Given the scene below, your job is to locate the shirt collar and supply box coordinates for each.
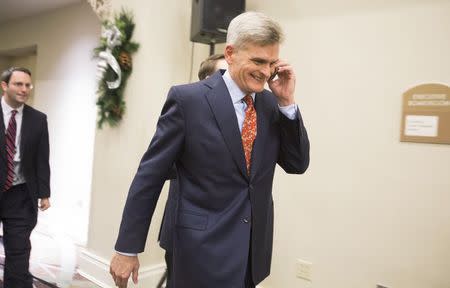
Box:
[222,70,256,104]
[1,96,24,116]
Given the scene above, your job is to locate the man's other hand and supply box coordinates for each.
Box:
[39,198,51,211]
[110,253,140,288]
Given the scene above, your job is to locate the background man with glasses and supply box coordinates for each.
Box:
[0,67,51,288]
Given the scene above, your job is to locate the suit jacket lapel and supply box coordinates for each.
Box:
[20,105,31,160]
[205,74,248,179]
[0,102,5,162]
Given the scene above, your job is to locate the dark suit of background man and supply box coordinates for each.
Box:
[0,67,51,288]
[110,11,310,288]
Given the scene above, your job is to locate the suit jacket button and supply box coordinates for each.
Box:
[243,218,249,223]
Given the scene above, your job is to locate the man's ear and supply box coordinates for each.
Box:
[224,45,234,64]
[0,81,7,92]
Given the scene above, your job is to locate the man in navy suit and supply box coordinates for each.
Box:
[0,67,51,288]
[155,52,228,283]
[110,11,310,288]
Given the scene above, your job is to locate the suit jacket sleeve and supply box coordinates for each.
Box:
[115,87,185,253]
[36,115,51,198]
[277,108,310,174]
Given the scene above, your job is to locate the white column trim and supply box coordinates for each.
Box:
[85,0,112,20]
[78,248,166,288]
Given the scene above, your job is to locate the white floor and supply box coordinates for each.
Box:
[0,221,100,288]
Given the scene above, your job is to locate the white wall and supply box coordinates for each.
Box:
[0,56,8,70]
[249,1,450,287]
[83,0,450,287]
[82,1,193,286]
[0,56,9,94]
[0,2,101,246]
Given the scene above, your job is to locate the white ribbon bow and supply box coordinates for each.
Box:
[97,25,122,89]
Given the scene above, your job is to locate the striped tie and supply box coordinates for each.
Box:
[4,110,17,191]
[241,95,257,175]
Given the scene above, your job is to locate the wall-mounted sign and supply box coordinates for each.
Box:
[400,83,450,144]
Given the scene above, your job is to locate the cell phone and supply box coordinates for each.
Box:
[268,67,278,82]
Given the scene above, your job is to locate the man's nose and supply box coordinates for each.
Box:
[261,64,271,77]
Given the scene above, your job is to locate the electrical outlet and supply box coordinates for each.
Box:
[296,259,312,281]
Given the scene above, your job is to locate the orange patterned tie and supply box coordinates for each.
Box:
[241,95,257,175]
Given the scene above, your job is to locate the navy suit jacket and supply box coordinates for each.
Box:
[0,103,50,209]
[115,71,310,287]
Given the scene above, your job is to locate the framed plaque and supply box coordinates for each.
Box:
[400,83,450,144]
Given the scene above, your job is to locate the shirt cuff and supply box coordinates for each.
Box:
[278,103,298,120]
[116,251,138,257]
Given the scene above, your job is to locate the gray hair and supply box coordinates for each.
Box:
[226,11,284,49]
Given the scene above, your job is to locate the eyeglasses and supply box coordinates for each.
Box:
[10,82,34,90]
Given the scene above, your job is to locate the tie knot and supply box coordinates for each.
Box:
[11,110,17,116]
[243,95,253,107]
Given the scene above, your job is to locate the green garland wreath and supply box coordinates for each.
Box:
[94,10,139,128]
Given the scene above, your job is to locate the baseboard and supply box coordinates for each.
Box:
[78,248,166,288]
[79,248,265,288]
